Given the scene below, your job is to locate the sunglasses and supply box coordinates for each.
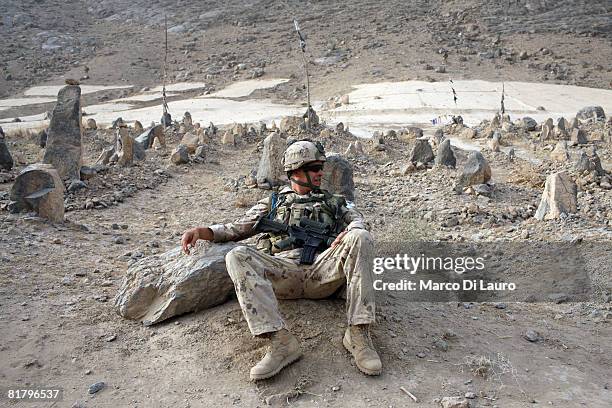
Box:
[302,164,324,173]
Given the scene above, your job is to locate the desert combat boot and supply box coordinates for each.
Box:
[250,329,302,380]
[343,324,382,375]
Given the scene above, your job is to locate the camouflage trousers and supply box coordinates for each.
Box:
[225,229,376,336]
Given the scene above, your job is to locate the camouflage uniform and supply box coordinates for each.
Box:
[209,186,376,336]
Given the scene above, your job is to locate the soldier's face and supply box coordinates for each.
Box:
[295,161,324,187]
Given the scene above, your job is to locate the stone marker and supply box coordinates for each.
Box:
[0,127,14,171]
[42,85,83,180]
[345,141,365,157]
[115,242,238,325]
[221,131,235,146]
[550,141,570,162]
[116,128,133,167]
[409,139,435,164]
[133,120,144,133]
[180,132,199,154]
[135,125,164,149]
[256,132,286,188]
[9,163,65,222]
[570,128,587,144]
[321,153,355,202]
[435,139,456,168]
[456,151,491,189]
[85,118,97,130]
[535,172,577,220]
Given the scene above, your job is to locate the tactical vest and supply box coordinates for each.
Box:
[256,189,347,254]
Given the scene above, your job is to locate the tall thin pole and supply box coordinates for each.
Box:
[162,15,169,127]
[294,19,312,130]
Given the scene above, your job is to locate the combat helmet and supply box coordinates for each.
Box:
[282,140,326,172]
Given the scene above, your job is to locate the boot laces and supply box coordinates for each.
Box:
[352,325,374,349]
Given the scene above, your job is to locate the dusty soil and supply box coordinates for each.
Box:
[1,1,611,408]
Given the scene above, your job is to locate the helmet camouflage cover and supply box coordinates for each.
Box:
[283,140,326,172]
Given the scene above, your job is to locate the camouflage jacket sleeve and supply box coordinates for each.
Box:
[339,203,370,232]
[208,197,270,242]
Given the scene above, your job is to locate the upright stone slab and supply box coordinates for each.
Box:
[116,128,133,167]
[256,131,286,188]
[42,85,83,180]
[0,127,14,171]
[114,242,238,325]
[409,139,435,164]
[321,153,355,202]
[135,125,164,150]
[456,151,491,189]
[570,128,587,144]
[435,139,456,168]
[535,172,577,220]
[550,141,569,162]
[9,163,65,222]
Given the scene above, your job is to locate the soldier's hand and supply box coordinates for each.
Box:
[181,228,200,255]
[331,230,348,248]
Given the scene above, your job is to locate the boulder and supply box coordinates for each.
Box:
[256,132,286,188]
[135,125,164,149]
[42,85,83,180]
[457,151,491,189]
[535,172,577,220]
[540,119,553,141]
[170,145,189,165]
[0,127,13,171]
[576,106,605,121]
[570,128,587,144]
[409,139,434,164]
[550,141,570,162]
[521,117,537,131]
[116,128,134,167]
[114,242,238,325]
[132,136,146,161]
[435,139,456,168]
[9,163,65,222]
[321,153,355,202]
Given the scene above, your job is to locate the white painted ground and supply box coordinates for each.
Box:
[148,82,209,93]
[201,78,290,98]
[0,97,57,108]
[319,80,612,137]
[23,84,133,97]
[2,79,610,139]
[117,93,178,102]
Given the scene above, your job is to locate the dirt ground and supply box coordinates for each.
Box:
[1,1,611,408]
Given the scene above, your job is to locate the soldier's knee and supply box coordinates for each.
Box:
[225,246,254,276]
[345,229,373,246]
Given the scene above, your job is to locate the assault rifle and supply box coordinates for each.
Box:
[254,216,338,265]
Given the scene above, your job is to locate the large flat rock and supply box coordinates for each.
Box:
[115,242,238,325]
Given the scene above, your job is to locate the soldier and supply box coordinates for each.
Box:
[181,140,381,380]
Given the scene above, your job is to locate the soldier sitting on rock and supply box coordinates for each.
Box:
[181,140,381,380]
